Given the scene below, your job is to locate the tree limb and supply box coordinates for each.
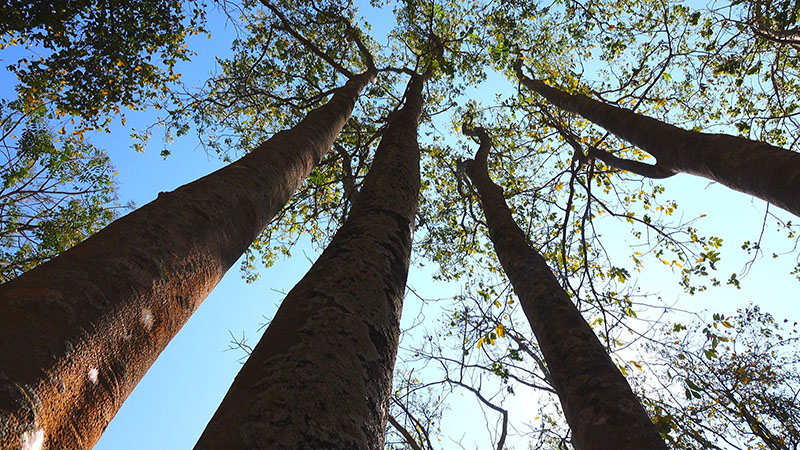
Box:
[586,145,676,179]
[260,0,355,78]
[387,413,426,450]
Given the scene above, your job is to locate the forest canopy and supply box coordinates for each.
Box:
[1,0,799,449]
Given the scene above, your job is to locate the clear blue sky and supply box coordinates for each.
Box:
[2,2,798,448]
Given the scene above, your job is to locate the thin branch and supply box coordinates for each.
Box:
[445,377,509,450]
[387,413,426,450]
[260,0,355,78]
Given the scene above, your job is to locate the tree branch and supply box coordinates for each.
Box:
[319,7,377,71]
[587,145,676,179]
[260,0,355,78]
[387,413,426,450]
[391,396,436,450]
[445,377,509,450]
[523,63,676,180]
[461,123,491,169]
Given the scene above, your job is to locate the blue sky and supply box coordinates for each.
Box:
[2,2,799,448]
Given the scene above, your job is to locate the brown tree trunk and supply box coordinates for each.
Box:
[515,62,800,217]
[0,71,375,450]
[463,125,668,450]
[193,74,425,450]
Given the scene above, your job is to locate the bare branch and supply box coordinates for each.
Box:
[260,0,355,78]
[387,413,426,450]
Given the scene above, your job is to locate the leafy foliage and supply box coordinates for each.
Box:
[0,101,122,281]
[180,3,800,444]
[645,307,800,449]
[0,0,208,124]
[3,0,798,447]
[167,0,490,279]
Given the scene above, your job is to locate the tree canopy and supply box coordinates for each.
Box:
[1,0,799,448]
[0,0,208,123]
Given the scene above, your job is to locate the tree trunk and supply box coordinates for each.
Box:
[0,71,375,450]
[193,74,424,450]
[515,62,800,217]
[463,125,668,450]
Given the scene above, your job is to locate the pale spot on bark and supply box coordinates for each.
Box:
[20,428,44,450]
[88,368,99,384]
[140,309,154,330]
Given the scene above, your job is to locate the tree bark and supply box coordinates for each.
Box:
[515,62,800,217]
[0,71,375,450]
[463,125,668,450]
[193,74,424,450]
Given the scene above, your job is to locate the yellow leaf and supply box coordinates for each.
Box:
[496,323,506,338]
[630,360,642,371]
[58,127,66,135]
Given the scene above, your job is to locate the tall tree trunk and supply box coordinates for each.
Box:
[193,74,425,450]
[0,71,375,450]
[515,61,800,217]
[463,125,668,450]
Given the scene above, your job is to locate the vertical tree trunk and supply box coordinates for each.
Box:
[515,62,800,217]
[0,71,375,450]
[193,74,425,450]
[463,125,668,450]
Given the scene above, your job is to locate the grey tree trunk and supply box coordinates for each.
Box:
[0,71,375,450]
[193,74,425,449]
[463,125,668,450]
[515,62,800,217]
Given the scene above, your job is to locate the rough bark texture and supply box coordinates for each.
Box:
[193,74,424,450]
[464,125,668,450]
[0,72,375,450]
[516,64,800,217]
